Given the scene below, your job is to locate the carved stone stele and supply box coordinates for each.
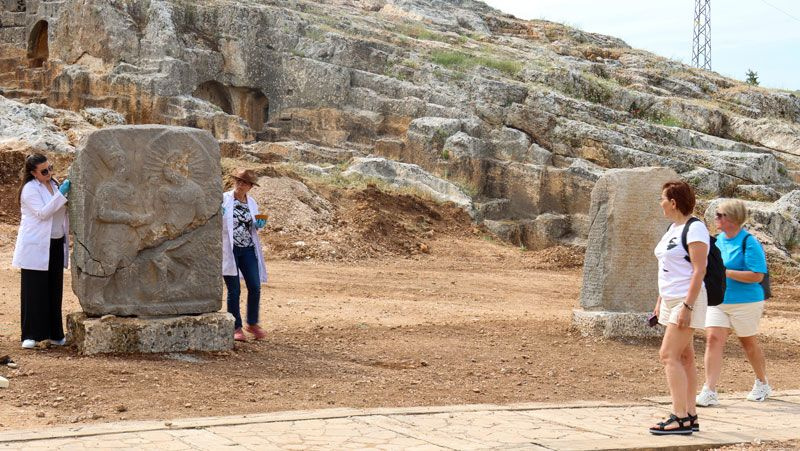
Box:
[69,125,223,316]
[574,167,677,337]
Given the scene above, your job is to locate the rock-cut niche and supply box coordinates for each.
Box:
[193,80,232,114]
[193,81,269,132]
[27,20,48,68]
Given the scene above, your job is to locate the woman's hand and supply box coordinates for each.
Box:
[725,268,764,283]
[677,304,692,328]
[653,297,661,317]
[59,179,71,196]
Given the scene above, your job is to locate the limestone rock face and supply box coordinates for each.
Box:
[69,125,222,316]
[1,0,798,257]
[579,167,677,313]
[343,156,474,212]
[0,95,123,153]
[703,191,800,261]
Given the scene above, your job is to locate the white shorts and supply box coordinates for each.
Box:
[705,301,765,337]
[659,288,707,329]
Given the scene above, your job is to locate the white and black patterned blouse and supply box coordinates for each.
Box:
[232,199,254,248]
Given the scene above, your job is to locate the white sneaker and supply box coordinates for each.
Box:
[696,385,720,407]
[51,338,67,346]
[746,379,772,402]
[21,339,36,349]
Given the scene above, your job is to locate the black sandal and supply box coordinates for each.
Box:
[649,414,693,435]
[688,413,699,432]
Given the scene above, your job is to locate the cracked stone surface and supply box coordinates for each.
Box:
[66,312,234,354]
[1,391,799,450]
[573,167,679,338]
[69,125,223,316]
[579,167,678,314]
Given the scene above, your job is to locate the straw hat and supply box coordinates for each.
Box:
[230,168,259,186]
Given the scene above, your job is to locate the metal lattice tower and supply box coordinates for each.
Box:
[692,0,711,70]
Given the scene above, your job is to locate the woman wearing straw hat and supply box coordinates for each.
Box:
[221,168,268,342]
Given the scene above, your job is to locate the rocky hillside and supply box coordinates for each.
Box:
[1,0,798,259]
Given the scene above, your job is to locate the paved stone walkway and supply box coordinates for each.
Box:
[0,390,798,450]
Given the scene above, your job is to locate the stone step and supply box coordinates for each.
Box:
[158,112,186,122]
[0,88,47,104]
[0,71,17,87]
[0,11,27,24]
[474,198,511,221]
[0,57,22,73]
[255,127,281,142]
[16,77,45,91]
[0,27,26,47]
[14,68,49,90]
[63,92,116,104]
[78,99,119,111]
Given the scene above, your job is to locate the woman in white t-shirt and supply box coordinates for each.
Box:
[649,181,709,436]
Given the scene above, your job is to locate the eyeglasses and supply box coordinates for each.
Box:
[39,165,53,176]
[715,212,726,219]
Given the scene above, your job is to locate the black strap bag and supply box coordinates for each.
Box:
[681,217,726,306]
[740,231,771,300]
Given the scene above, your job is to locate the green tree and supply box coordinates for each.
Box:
[745,69,759,86]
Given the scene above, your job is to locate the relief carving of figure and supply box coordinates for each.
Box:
[92,148,153,274]
[71,126,223,317]
[156,150,207,234]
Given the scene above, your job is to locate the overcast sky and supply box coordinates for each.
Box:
[483,0,800,90]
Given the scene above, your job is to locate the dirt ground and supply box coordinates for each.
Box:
[0,234,799,432]
[0,180,799,442]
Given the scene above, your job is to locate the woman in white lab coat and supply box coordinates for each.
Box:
[221,168,268,342]
[12,153,71,349]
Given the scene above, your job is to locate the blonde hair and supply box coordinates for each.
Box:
[718,199,748,226]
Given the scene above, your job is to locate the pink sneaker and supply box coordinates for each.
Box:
[244,324,267,340]
[233,328,247,342]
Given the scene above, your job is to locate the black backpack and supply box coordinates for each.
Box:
[740,231,772,300]
[681,217,726,306]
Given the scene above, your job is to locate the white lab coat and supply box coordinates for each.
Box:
[12,179,69,271]
[221,190,267,283]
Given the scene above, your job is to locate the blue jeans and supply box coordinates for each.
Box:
[223,245,260,330]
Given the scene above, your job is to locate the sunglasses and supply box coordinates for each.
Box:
[715,212,726,219]
[39,165,54,176]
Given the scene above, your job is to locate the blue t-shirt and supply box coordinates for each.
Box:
[715,230,767,303]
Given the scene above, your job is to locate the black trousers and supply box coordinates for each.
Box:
[20,237,65,342]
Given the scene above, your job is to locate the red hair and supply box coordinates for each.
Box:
[662,180,696,215]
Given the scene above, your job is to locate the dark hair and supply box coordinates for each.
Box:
[17,153,49,206]
[662,180,696,216]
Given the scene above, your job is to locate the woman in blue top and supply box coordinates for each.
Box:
[696,200,771,407]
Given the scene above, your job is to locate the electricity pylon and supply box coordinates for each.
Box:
[692,0,711,70]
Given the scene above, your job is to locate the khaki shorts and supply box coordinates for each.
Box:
[706,301,765,337]
[659,289,707,329]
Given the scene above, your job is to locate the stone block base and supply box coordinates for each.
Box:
[572,310,663,338]
[67,312,235,355]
